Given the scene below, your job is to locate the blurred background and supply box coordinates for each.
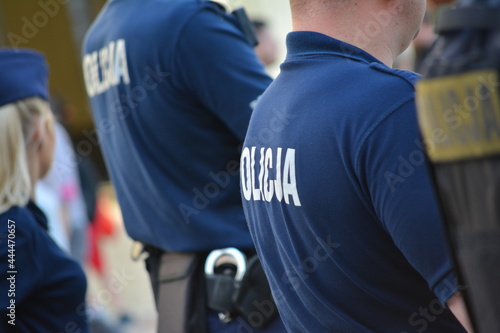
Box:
[0,0,291,179]
[0,0,441,332]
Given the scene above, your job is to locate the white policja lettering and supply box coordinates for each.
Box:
[241,147,301,206]
[83,39,130,97]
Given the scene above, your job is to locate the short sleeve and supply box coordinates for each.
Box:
[356,97,460,305]
[174,6,272,141]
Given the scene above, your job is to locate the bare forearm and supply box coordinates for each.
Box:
[447,292,474,333]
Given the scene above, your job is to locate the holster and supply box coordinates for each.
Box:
[233,255,279,328]
[145,248,278,332]
[205,252,279,329]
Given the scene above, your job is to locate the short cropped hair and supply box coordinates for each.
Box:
[0,97,52,213]
[289,0,347,17]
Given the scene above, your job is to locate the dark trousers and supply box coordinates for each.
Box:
[146,250,207,333]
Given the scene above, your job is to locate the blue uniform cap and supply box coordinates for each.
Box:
[0,49,49,107]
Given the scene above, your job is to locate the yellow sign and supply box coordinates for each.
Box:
[416,70,500,163]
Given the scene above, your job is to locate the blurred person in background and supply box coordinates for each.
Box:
[0,49,88,333]
[253,19,280,67]
[412,10,438,73]
[83,0,285,332]
[36,117,89,262]
[87,183,133,333]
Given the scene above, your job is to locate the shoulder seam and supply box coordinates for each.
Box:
[353,95,415,177]
[171,1,230,56]
[170,2,235,91]
[170,5,206,69]
[370,63,420,89]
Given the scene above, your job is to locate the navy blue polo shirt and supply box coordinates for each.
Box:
[241,32,467,332]
[0,202,88,332]
[83,0,272,252]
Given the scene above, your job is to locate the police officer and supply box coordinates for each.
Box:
[0,49,88,332]
[82,0,285,332]
[241,0,474,332]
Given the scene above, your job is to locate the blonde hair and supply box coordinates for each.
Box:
[0,97,53,214]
